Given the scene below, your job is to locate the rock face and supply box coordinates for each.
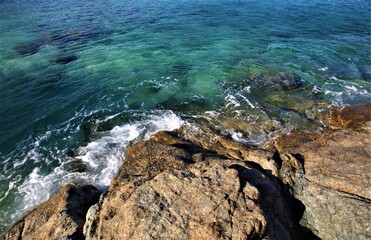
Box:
[324,103,371,130]
[2,104,370,240]
[83,125,307,240]
[276,104,371,240]
[1,184,100,240]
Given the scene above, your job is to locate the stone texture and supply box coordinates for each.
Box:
[176,123,279,176]
[275,104,371,240]
[1,184,100,240]
[324,103,371,130]
[84,125,306,240]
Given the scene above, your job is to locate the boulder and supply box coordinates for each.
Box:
[83,124,307,240]
[275,104,371,240]
[1,184,100,240]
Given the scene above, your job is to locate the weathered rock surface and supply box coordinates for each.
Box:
[176,123,279,176]
[1,184,100,240]
[275,104,371,240]
[324,103,371,130]
[83,126,307,240]
[2,104,370,240]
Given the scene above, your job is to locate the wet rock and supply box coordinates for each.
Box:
[64,160,88,173]
[1,184,100,240]
[275,104,371,240]
[246,71,324,120]
[220,69,326,130]
[67,149,78,157]
[176,123,279,175]
[324,103,371,130]
[84,125,307,240]
[81,121,95,142]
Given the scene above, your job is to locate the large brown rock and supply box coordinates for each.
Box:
[84,125,307,240]
[5,104,369,240]
[276,104,371,240]
[1,184,100,240]
[176,123,279,176]
[324,103,371,130]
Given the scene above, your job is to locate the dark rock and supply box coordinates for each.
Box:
[81,121,95,142]
[13,27,103,57]
[1,184,100,240]
[67,149,78,157]
[42,28,103,49]
[64,160,88,173]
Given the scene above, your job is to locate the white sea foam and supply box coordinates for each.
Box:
[312,85,321,93]
[230,131,249,144]
[312,79,371,106]
[318,66,329,71]
[236,93,255,108]
[225,94,241,108]
[243,86,251,93]
[9,110,184,225]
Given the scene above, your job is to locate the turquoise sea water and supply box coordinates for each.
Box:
[0,0,370,233]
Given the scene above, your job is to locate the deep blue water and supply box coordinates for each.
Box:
[0,0,370,234]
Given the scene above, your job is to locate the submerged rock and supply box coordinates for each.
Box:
[13,42,43,56]
[1,184,100,240]
[13,27,103,56]
[248,71,305,91]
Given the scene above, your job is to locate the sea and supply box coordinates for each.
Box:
[0,0,370,234]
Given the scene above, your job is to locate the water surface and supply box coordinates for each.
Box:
[0,0,370,234]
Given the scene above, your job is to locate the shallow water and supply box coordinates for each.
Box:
[0,0,370,234]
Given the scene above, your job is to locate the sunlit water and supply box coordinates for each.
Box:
[0,0,370,234]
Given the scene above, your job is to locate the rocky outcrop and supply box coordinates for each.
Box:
[275,104,371,240]
[1,184,100,240]
[324,103,371,130]
[2,104,370,240]
[83,125,307,240]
